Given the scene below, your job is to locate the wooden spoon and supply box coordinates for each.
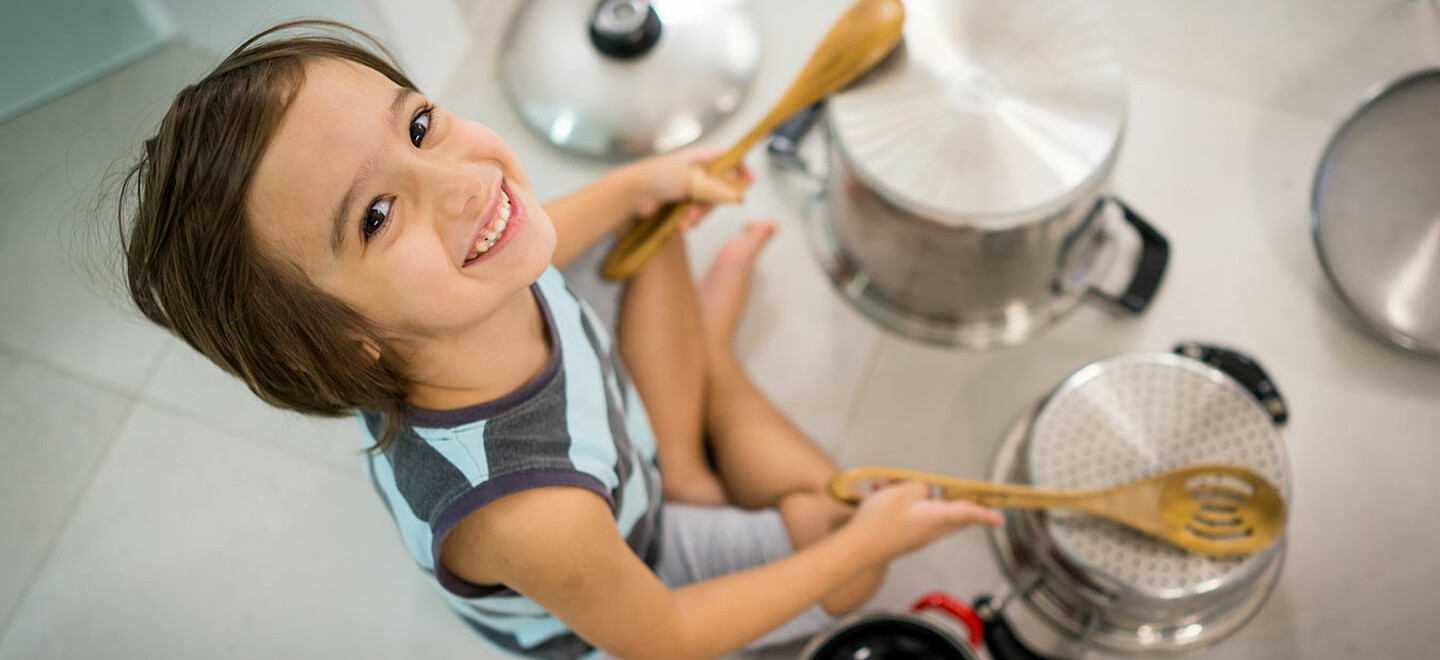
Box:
[600,0,906,280]
[829,464,1287,558]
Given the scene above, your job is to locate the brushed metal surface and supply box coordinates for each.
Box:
[1312,68,1440,357]
[986,363,1288,655]
[500,0,761,159]
[827,0,1126,226]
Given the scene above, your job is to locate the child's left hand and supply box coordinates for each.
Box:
[626,146,754,230]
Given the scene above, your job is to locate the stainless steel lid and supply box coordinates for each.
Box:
[1312,68,1440,357]
[1026,354,1290,605]
[825,0,1126,224]
[500,0,761,159]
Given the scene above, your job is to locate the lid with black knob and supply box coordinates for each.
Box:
[501,0,761,159]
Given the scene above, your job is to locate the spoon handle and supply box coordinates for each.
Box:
[600,0,905,280]
[829,466,1096,511]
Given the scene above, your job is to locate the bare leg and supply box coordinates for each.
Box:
[698,222,840,510]
[702,222,884,612]
[778,491,884,614]
[619,233,727,506]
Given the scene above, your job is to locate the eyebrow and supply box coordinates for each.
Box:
[330,86,418,254]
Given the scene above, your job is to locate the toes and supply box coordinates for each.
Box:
[718,221,776,264]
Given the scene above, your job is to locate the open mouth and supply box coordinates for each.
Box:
[463,180,519,266]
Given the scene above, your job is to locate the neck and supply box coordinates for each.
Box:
[400,285,550,412]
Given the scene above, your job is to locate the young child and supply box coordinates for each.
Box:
[118,20,1002,660]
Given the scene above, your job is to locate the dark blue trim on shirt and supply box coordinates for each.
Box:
[402,282,563,428]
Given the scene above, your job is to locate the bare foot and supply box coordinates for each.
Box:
[699,221,776,355]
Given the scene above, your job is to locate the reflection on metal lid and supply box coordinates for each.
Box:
[1312,68,1440,357]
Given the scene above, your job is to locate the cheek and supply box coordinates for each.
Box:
[459,120,530,187]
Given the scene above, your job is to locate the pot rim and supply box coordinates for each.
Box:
[797,609,981,660]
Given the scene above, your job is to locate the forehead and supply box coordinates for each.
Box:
[248,59,398,265]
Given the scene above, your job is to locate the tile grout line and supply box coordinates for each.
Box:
[0,336,163,402]
[0,393,142,646]
[0,340,364,481]
[137,395,369,482]
[830,331,887,462]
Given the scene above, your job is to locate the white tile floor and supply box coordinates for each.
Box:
[2,1,1439,659]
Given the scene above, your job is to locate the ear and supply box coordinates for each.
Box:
[356,338,382,363]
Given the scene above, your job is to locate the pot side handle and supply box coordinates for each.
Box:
[911,592,984,650]
[766,101,826,177]
[1086,198,1170,315]
[1174,342,1289,426]
[973,595,1067,660]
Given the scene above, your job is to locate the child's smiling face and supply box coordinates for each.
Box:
[248,58,557,344]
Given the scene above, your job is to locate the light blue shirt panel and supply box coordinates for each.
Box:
[621,381,658,460]
[413,423,490,487]
[444,592,573,648]
[462,592,551,618]
[613,449,650,536]
[542,273,621,493]
[367,453,435,570]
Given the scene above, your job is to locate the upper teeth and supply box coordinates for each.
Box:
[468,188,512,261]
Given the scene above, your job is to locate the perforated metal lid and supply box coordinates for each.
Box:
[1026,354,1289,598]
[826,0,1126,225]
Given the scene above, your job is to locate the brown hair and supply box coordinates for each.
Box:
[118,20,417,450]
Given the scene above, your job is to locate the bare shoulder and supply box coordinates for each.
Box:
[439,486,616,587]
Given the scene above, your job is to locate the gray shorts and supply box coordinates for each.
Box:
[653,503,834,651]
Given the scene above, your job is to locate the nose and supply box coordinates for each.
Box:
[413,155,481,227]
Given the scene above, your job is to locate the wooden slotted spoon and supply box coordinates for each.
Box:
[829,464,1287,557]
[600,0,906,280]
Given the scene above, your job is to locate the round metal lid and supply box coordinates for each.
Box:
[1025,354,1290,602]
[1312,68,1440,357]
[826,0,1126,224]
[500,0,761,159]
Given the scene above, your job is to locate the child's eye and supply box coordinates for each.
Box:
[409,106,433,147]
[362,198,391,242]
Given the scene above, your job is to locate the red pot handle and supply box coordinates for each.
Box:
[911,592,984,650]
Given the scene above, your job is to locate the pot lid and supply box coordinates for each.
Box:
[826,0,1126,222]
[1025,353,1290,604]
[1312,68,1440,357]
[500,0,761,159]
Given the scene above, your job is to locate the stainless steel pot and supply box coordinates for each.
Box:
[769,0,1169,348]
[799,592,985,660]
[977,343,1292,658]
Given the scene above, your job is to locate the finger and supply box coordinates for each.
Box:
[680,204,712,230]
[950,501,1005,528]
[736,163,755,185]
[683,146,727,166]
[690,168,746,205]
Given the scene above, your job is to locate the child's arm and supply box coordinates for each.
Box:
[544,148,747,269]
[441,482,996,660]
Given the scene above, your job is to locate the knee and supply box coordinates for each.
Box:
[777,492,852,551]
[820,564,885,616]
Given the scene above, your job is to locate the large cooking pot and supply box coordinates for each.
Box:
[769,0,1169,348]
[978,342,1291,658]
[800,592,985,660]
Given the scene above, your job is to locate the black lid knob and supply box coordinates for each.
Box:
[590,0,662,59]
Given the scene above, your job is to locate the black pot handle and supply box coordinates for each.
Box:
[1086,198,1170,315]
[1173,342,1289,426]
[973,595,1067,660]
[766,101,825,172]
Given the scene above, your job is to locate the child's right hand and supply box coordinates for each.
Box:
[842,481,1005,563]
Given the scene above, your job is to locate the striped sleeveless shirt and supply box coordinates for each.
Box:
[359,266,662,660]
